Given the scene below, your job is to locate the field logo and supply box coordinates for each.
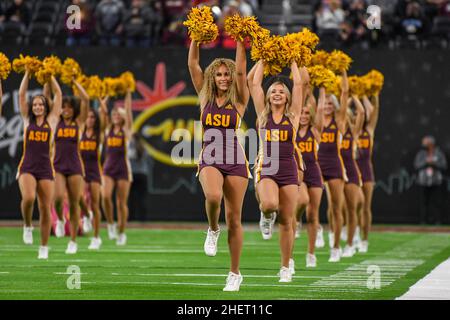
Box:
[66,5,81,30]
[367,265,381,289]
[367,5,381,30]
[66,265,81,290]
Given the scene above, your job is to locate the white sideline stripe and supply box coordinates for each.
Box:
[109,273,324,279]
[98,281,311,288]
[0,272,9,274]
[397,258,450,300]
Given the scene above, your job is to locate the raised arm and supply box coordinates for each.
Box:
[235,40,249,114]
[314,87,326,135]
[98,96,109,132]
[124,91,133,137]
[0,79,2,117]
[43,83,54,111]
[351,95,365,139]
[248,60,266,116]
[73,79,89,126]
[47,76,62,124]
[365,94,379,135]
[187,40,204,95]
[19,70,30,119]
[336,69,349,133]
[291,62,309,118]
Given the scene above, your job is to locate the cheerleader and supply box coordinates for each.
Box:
[317,70,349,262]
[101,91,133,245]
[52,80,88,255]
[340,96,365,257]
[17,71,62,259]
[294,88,326,267]
[0,79,3,116]
[188,39,250,291]
[79,97,107,250]
[249,60,309,282]
[356,94,379,253]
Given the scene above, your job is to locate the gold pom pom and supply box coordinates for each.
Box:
[35,56,62,85]
[61,58,82,85]
[0,53,12,80]
[326,50,352,73]
[310,50,329,67]
[348,75,366,97]
[120,71,136,93]
[225,14,261,42]
[12,54,42,75]
[308,65,337,93]
[363,69,384,96]
[86,75,106,99]
[183,6,218,45]
[296,27,320,50]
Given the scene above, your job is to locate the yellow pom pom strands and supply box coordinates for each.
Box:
[35,56,62,85]
[308,65,337,93]
[327,50,352,73]
[61,58,82,85]
[183,6,219,45]
[0,53,12,80]
[224,14,262,42]
[364,69,384,96]
[348,75,367,97]
[12,54,42,75]
[120,71,136,93]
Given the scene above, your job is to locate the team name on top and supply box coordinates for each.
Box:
[298,138,314,153]
[57,128,77,138]
[204,113,231,128]
[341,134,352,150]
[264,129,289,142]
[107,136,123,147]
[321,132,336,143]
[80,140,97,151]
[357,136,370,149]
[28,130,49,142]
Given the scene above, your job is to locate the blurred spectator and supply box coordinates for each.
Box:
[123,0,155,47]
[400,1,426,38]
[95,0,126,46]
[414,135,447,225]
[225,0,254,16]
[4,0,30,27]
[66,0,95,47]
[367,0,398,16]
[347,0,369,41]
[315,0,346,41]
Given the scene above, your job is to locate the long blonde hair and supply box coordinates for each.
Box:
[199,58,239,111]
[259,81,293,128]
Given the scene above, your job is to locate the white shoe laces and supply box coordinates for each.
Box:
[206,229,219,247]
[226,273,240,287]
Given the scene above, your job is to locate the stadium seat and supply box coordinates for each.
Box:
[431,16,450,39]
[35,1,60,14]
[32,11,56,24]
[0,21,26,45]
[26,22,54,46]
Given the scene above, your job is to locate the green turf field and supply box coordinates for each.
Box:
[0,227,449,300]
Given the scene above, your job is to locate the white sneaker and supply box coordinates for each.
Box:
[279,266,292,283]
[107,223,118,240]
[82,215,93,234]
[38,246,49,259]
[328,232,335,248]
[259,212,276,240]
[116,233,127,246]
[88,237,102,250]
[341,225,348,242]
[289,258,295,275]
[55,219,65,238]
[358,240,368,253]
[204,228,220,256]
[65,241,78,254]
[342,244,356,258]
[328,248,341,262]
[295,221,302,239]
[23,226,33,245]
[223,272,243,292]
[315,225,325,248]
[306,253,317,267]
[353,227,361,247]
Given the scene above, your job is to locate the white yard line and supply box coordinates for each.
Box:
[109,272,324,279]
[397,258,450,300]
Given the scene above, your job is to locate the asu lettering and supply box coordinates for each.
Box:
[205,113,230,128]
[341,139,351,150]
[321,132,335,143]
[80,140,97,151]
[298,141,313,153]
[265,130,288,142]
[358,138,370,149]
[57,128,77,138]
[28,130,49,142]
[107,137,123,147]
